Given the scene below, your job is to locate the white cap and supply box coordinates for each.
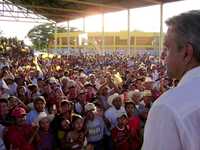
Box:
[117,111,127,119]
[128,90,142,101]
[108,93,120,106]
[79,73,87,78]
[60,76,69,82]
[84,103,96,112]
[49,77,58,84]
[142,90,152,97]
[145,77,154,83]
[67,80,76,88]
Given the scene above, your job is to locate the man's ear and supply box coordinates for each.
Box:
[183,42,194,65]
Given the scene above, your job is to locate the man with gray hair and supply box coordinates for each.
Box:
[142,10,200,150]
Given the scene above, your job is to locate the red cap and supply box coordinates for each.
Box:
[11,107,26,118]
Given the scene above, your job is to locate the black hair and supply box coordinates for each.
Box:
[71,114,83,129]
[33,96,46,104]
[0,98,8,104]
[124,101,135,109]
[60,100,73,107]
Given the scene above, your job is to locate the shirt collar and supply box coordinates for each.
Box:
[178,66,200,86]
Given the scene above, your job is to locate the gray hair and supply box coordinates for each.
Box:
[166,10,200,62]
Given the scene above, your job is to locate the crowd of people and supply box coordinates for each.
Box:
[0,9,198,150]
[0,36,176,150]
[0,37,32,56]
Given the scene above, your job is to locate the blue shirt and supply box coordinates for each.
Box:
[86,116,105,142]
[26,110,47,125]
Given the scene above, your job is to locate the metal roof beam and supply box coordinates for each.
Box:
[10,3,98,15]
[63,0,126,10]
[142,0,161,4]
[0,9,77,18]
[0,15,47,20]
[0,19,49,23]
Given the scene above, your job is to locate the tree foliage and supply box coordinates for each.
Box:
[27,23,67,51]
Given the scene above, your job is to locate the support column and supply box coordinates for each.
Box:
[83,17,86,51]
[67,21,70,51]
[128,9,131,56]
[54,23,57,50]
[59,37,62,48]
[102,13,105,54]
[134,35,137,55]
[113,32,116,52]
[159,2,164,58]
[83,17,86,32]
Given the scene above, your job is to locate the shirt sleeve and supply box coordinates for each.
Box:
[104,110,110,121]
[142,103,183,150]
[26,112,32,125]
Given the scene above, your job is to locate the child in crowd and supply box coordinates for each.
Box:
[26,96,47,125]
[111,113,130,150]
[55,117,71,150]
[37,116,55,150]
[65,114,86,150]
[84,103,105,150]
[125,101,142,150]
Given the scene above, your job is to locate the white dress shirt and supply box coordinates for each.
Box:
[142,66,200,150]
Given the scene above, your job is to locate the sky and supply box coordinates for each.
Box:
[0,0,199,42]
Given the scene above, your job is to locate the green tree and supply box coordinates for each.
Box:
[27,23,68,51]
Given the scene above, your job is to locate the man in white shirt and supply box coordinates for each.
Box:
[105,93,126,129]
[142,10,200,150]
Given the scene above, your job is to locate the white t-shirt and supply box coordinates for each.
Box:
[86,116,105,142]
[104,106,126,129]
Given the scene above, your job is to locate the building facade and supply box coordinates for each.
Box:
[49,31,161,52]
